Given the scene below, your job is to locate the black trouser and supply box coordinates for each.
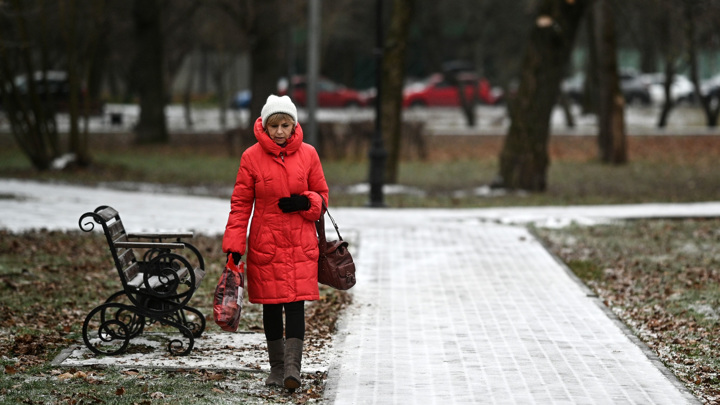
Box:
[262,300,305,341]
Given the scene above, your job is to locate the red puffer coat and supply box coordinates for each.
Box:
[222,117,329,304]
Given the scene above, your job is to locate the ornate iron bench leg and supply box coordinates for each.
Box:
[104,291,145,339]
[82,303,137,356]
[179,306,206,338]
[164,322,195,356]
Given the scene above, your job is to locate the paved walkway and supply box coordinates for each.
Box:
[2,179,716,404]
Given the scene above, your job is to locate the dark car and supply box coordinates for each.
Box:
[620,70,652,106]
[279,76,367,108]
[702,74,720,102]
[2,70,101,114]
[2,70,69,111]
[402,73,501,107]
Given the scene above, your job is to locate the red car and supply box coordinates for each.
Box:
[279,76,366,108]
[402,73,501,107]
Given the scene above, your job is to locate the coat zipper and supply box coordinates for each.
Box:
[279,152,285,162]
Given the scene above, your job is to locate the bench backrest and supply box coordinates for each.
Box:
[80,206,140,285]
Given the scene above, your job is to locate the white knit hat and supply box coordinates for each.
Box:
[261,95,298,127]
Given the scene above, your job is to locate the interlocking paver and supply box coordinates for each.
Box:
[0,179,708,404]
[323,222,698,404]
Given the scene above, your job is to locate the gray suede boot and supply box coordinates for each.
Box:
[265,339,285,387]
[283,338,303,391]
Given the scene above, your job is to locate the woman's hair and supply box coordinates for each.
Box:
[265,113,296,127]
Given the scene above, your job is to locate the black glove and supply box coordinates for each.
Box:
[278,194,310,213]
[229,252,242,265]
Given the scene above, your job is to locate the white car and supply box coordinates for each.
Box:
[642,73,695,105]
[700,74,720,102]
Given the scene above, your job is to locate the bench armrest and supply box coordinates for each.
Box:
[127,232,194,239]
[115,241,185,249]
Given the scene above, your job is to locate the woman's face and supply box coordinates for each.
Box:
[266,117,294,146]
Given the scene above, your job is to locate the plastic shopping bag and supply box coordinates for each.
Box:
[213,257,244,332]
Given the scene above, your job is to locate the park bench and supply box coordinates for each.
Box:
[78,205,206,356]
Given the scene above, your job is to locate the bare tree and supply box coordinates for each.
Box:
[60,0,108,166]
[382,0,414,184]
[319,0,376,87]
[218,0,289,122]
[163,0,203,129]
[132,0,168,144]
[655,1,682,128]
[684,0,720,127]
[0,0,60,170]
[594,0,626,163]
[494,0,590,192]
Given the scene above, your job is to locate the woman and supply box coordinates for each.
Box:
[222,95,329,391]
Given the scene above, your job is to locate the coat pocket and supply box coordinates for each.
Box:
[301,222,320,262]
[249,224,276,265]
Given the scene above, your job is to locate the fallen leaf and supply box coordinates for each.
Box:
[116,387,125,396]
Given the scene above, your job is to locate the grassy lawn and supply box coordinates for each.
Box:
[0,230,347,404]
[1,131,720,403]
[1,133,719,207]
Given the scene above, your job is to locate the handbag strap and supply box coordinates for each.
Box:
[316,194,343,241]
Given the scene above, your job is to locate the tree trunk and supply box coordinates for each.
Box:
[249,0,286,124]
[132,0,168,144]
[582,6,599,115]
[60,0,85,166]
[211,55,231,132]
[457,81,476,127]
[495,0,589,191]
[382,0,414,184]
[657,59,674,128]
[0,0,60,171]
[684,0,720,127]
[594,0,626,164]
[183,53,196,129]
[654,3,674,128]
[558,91,575,128]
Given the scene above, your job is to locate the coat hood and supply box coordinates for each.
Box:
[253,116,304,157]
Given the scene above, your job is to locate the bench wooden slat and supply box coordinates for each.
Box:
[123,261,140,282]
[96,207,119,221]
[192,268,206,288]
[113,230,128,242]
[115,242,185,249]
[126,267,204,291]
[107,220,126,240]
[116,248,136,269]
[127,232,194,239]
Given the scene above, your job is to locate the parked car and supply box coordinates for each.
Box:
[229,89,251,109]
[279,76,367,108]
[2,70,70,111]
[560,70,652,106]
[1,70,101,114]
[402,73,502,107]
[700,74,720,102]
[641,73,695,105]
[619,70,652,106]
[560,73,584,103]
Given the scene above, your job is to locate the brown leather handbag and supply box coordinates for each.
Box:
[316,198,356,290]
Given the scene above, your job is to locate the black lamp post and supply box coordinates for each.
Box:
[368,0,387,207]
